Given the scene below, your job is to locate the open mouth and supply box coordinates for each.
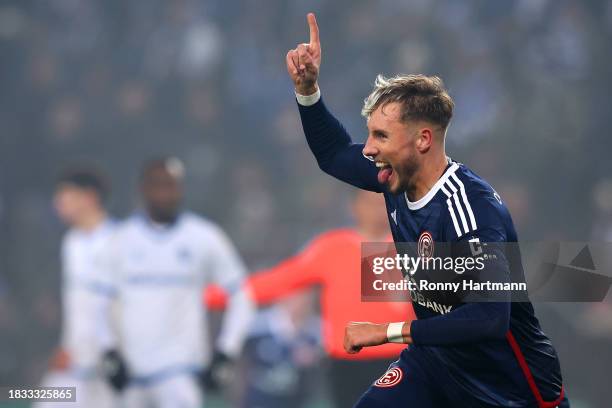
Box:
[375,161,393,184]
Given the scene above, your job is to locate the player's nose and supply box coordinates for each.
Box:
[362,137,379,159]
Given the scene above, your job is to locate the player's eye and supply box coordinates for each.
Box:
[372,131,387,140]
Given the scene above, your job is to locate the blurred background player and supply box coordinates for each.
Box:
[207,190,415,407]
[101,157,255,408]
[35,167,117,408]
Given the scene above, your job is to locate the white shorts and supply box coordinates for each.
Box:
[122,372,202,408]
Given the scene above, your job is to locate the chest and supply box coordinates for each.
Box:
[384,193,447,243]
[117,230,205,277]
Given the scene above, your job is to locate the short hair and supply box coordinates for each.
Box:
[57,166,109,201]
[140,156,185,182]
[361,74,454,130]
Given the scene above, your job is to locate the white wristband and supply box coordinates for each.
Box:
[386,322,405,344]
[295,88,321,106]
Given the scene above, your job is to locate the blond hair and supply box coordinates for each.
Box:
[361,74,454,130]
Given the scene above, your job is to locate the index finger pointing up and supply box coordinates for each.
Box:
[307,13,319,47]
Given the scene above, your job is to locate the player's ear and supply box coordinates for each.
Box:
[415,128,433,153]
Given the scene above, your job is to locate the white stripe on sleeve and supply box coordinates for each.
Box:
[445,181,469,234]
[451,173,477,231]
[441,185,462,237]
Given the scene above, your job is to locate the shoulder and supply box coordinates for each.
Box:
[442,162,510,241]
[180,211,225,237]
[113,215,141,236]
[104,215,154,251]
[63,229,77,246]
[457,164,506,213]
[97,218,119,240]
[61,230,78,256]
[180,212,239,251]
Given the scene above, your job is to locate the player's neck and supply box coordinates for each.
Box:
[76,210,107,232]
[408,153,449,202]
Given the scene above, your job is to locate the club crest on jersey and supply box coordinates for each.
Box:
[374,367,403,388]
[418,231,434,258]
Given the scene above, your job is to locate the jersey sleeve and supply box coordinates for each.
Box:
[203,234,330,308]
[82,234,121,352]
[58,235,72,350]
[205,225,256,357]
[298,97,382,192]
[410,190,513,345]
[247,234,330,305]
[440,171,507,242]
[410,302,510,346]
[91,235,121,298]
[204,224,250,292]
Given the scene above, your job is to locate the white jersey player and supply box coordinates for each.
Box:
[36,168,117,408]
[102,157,255,408]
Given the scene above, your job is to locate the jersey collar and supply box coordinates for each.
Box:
[404,161,459,211]
[136,211,184,233]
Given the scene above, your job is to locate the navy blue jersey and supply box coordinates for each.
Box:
[298,96,565,407]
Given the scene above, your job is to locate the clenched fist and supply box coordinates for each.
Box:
[343,322,388,354]
[286,13,321,96]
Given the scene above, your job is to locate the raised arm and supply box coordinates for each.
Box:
[286,14,381,192]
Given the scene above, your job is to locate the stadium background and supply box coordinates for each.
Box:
[1,0,612,407]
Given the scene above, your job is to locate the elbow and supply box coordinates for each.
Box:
[312,154,336,175]
[317,159,335,176]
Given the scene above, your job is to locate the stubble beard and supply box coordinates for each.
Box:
[393,155,420,197]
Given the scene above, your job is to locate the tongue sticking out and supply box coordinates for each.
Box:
[377,167,392,184]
